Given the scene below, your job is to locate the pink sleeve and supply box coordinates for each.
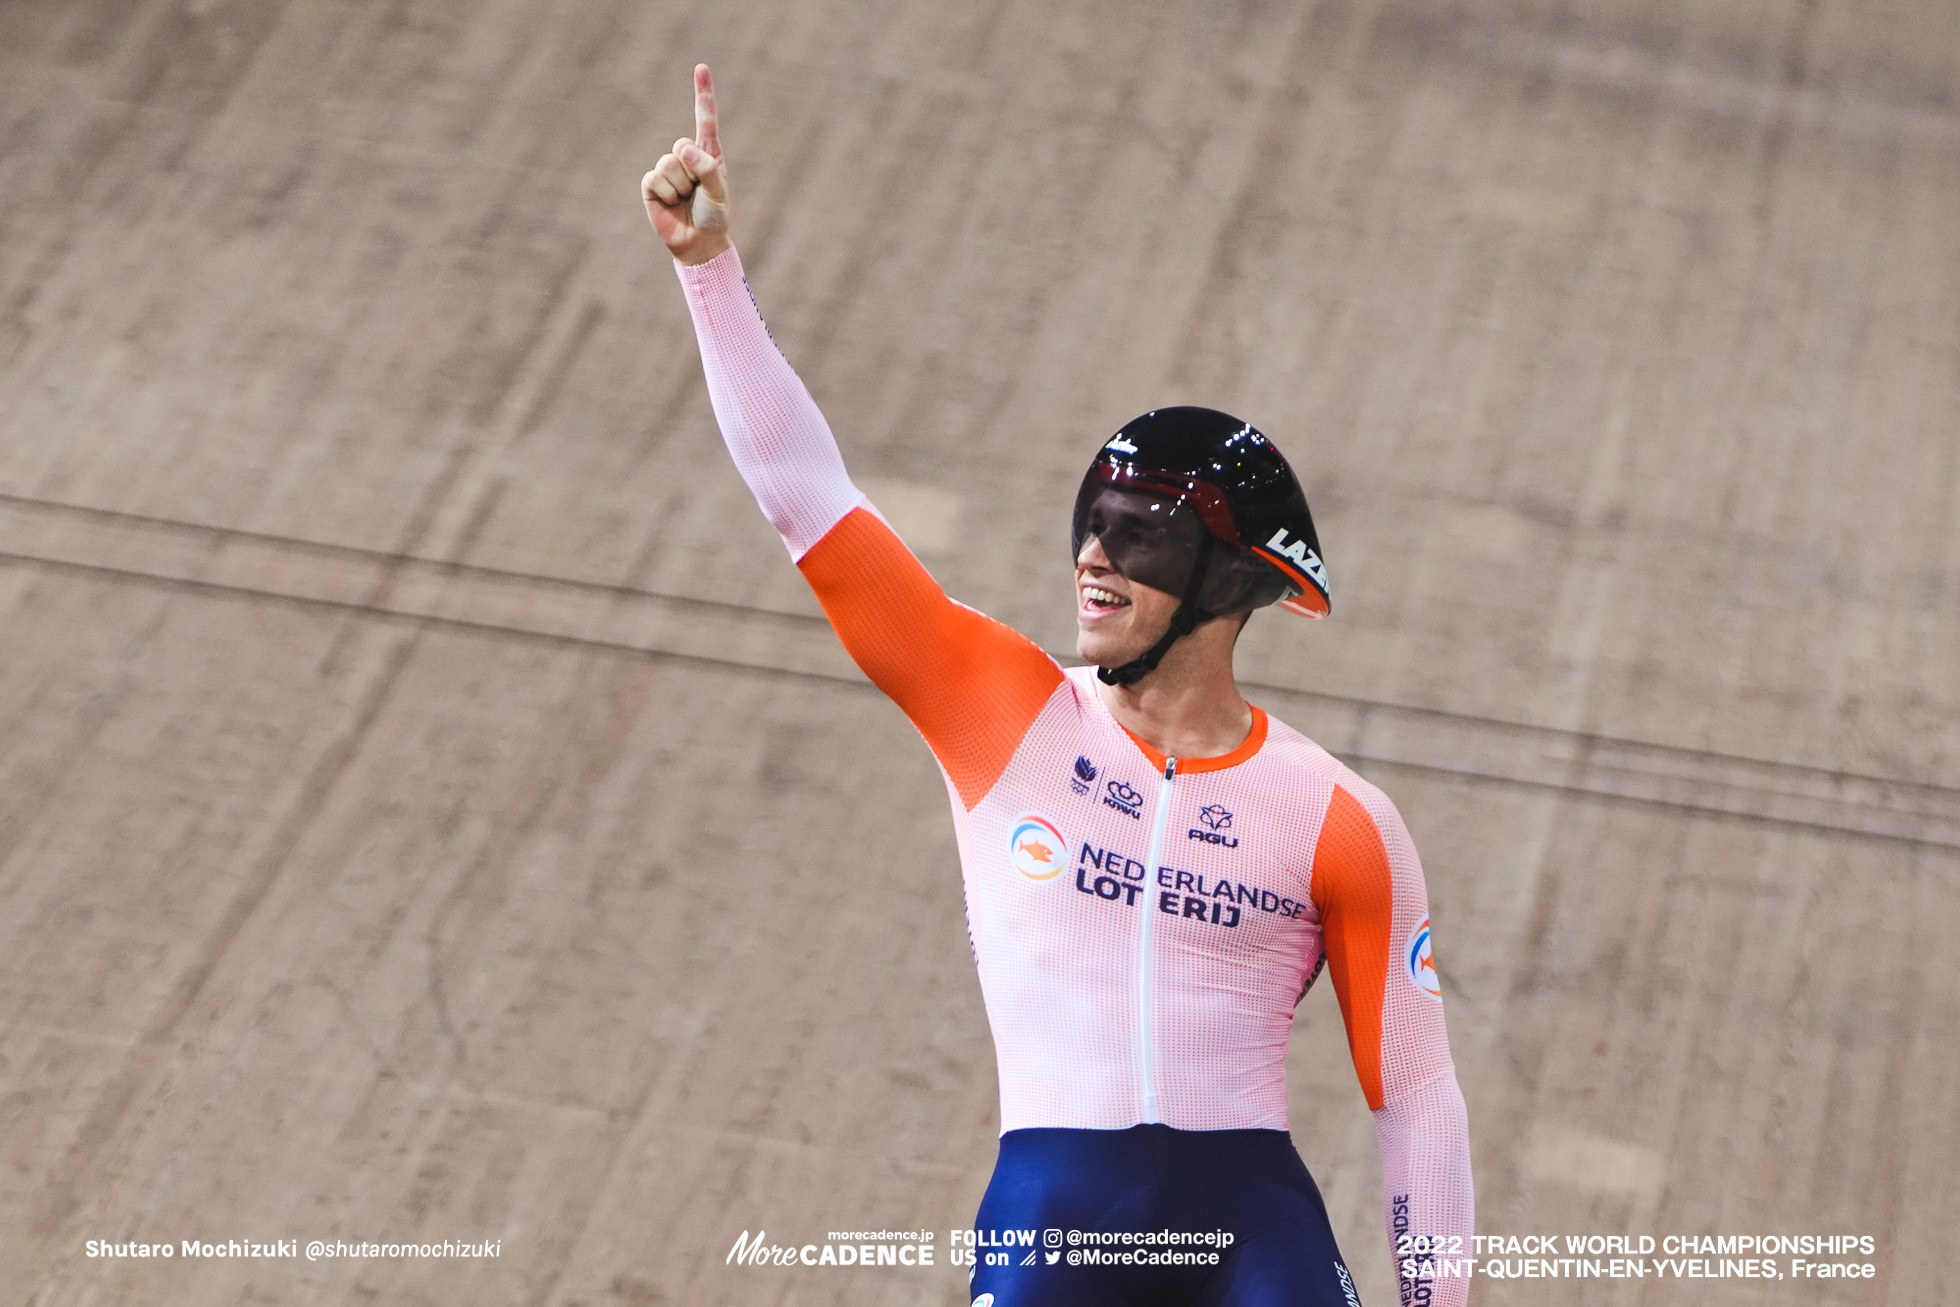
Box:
[1311,781,1474,1306]
[1376,1075,1474,1306]
[675,248,866,559]
[674,249,1063,808]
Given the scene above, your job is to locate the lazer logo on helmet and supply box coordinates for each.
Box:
[1263,527,1328,590]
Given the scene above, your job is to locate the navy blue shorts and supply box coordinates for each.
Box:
[968,1125,1363,1306]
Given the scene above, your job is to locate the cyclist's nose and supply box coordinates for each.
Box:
[1077,534,1115,571]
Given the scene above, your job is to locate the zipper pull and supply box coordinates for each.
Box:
[1165,757,1177,782]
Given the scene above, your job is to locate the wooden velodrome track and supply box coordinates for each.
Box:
[3,1,1957,1304]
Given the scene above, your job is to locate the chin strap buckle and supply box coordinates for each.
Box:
[1096,603,1206,686]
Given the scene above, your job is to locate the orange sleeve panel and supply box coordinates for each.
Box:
[1309,785,1395,1111]
[797,506,1065,809]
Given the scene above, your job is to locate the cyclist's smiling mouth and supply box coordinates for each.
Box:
[1077,576,1133,622]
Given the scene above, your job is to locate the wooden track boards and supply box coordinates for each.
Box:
[2,1,1957,1303]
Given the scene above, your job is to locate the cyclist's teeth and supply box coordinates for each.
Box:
[1084,587,1128,607]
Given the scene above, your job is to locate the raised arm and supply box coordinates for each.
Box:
[1311,778,1474,1307]
[643,67,1062,808]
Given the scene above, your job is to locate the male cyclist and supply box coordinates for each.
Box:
[644,65,1472,1307]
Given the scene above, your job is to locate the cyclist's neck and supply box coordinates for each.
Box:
[1097,622,1253,763]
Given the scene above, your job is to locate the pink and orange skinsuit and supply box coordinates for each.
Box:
[680,248,1472,1306]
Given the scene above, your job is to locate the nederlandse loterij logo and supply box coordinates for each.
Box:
[1406,917,1442,1001]
[1008,816,1068,880]
[972,1295,995,1307]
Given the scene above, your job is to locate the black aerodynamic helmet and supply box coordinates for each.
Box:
[1072,406,1329,685]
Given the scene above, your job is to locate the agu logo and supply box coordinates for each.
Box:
[1008,816,1068,881]
[1406,917,1442,1001]
[1188,803,1239,848]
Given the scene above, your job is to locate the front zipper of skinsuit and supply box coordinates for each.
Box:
[1135,755,1176,1123]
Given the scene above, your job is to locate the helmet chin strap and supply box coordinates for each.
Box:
[1097,537,1215,688]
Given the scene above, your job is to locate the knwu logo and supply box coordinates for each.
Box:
[1189,803,1238,848]
[1103,779,1143,819]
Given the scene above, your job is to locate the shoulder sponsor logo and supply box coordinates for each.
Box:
[973,1295,995,1307]
[1070,755,1098,795]
[1189,803,1238,847]
[1102,779,1143,818]
[1008,816,1068,881]
[1407,917,1442,1001]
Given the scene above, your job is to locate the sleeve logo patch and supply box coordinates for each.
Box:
[1406,917,1442,1001]
[1008,816,1069,881]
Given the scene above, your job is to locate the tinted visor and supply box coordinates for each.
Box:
[1072,464,1298,616]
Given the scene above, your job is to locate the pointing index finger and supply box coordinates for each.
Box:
[693,64,720,159]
